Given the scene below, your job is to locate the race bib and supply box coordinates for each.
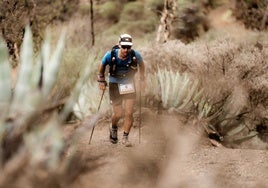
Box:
[118,83,135,94]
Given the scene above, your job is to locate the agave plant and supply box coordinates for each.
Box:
[145,67,210,116]
[0,38,12,118]
[0,26,88,187]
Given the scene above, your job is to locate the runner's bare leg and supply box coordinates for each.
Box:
[123,98,135,133]
[112,104,122,126]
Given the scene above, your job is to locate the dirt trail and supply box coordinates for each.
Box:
[65,108,268,188]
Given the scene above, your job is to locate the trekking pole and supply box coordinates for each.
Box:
[88,88,105,144]
[138,81,141,144]
[138,65,142,144]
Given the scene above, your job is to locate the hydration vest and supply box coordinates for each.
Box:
[109,45,137,77]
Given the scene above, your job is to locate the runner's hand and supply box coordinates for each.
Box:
[98,81,107,90]
[97,74,107,90]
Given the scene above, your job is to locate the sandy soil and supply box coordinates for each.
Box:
[64,107,268,188]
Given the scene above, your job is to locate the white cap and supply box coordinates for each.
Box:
[119,34,133,46]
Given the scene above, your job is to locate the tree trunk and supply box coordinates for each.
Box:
[156,0,177,43]
[90,0,95,46]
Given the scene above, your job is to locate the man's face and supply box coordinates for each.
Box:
[120,45,131,58]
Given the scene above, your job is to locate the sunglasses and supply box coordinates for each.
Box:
[121,45,131,49]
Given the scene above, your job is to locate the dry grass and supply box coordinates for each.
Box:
[140,32,268,148]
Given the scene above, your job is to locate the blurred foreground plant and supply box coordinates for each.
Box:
[0,26,89,187]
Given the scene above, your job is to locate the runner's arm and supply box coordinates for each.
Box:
[98,52,111,83]
[98,64,106,78]
[98,62,107,90]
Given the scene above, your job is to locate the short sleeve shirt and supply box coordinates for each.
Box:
[101,49,143,84]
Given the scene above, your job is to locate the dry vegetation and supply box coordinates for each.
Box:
[141,35,268,148]
[0,0,268,187]
[0,0,79,66]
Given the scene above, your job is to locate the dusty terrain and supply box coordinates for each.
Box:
[64,108,268,188]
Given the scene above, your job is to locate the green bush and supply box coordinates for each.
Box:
[116,1,158,36]
[99,1,122,23]
[118,16,158,36]
[120,1,144,21]
[79,3,91,16]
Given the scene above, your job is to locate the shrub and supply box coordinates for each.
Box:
[173,3,209,43]
[0,0,79,64]
[234,0,268,30]
[140,33,268,148]
[98,1,122,23]
[120,1,145,21]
